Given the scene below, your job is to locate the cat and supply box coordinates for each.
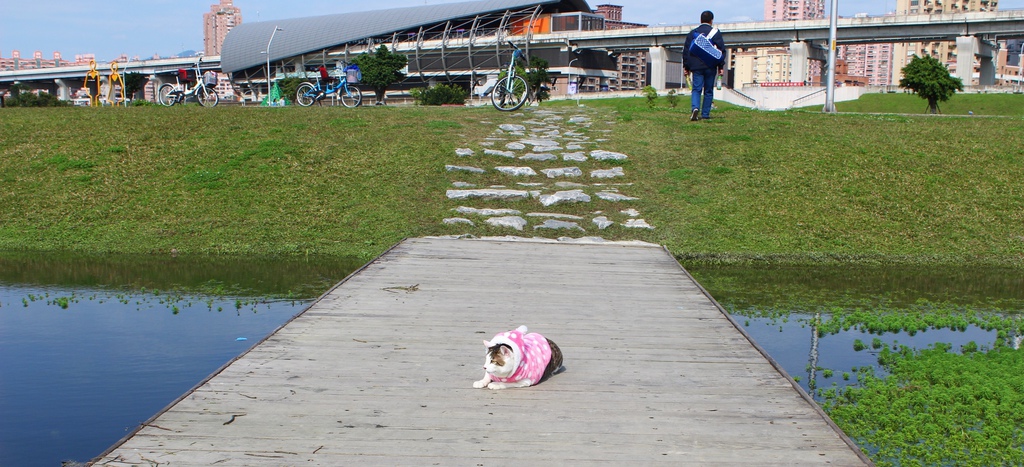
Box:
[473,325,563,390]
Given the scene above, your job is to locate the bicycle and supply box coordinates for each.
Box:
[158,57,219,107]
[491,41,530,111]
[295,63,363,107]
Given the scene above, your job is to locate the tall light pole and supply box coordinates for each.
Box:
[1018,42,1024,92]
[823,0,838,113]
[568,57,580,106]
[264,26,283,91]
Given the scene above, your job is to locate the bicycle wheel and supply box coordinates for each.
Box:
[157,83,176,106]
[197,86,219,107]
[340,84,362,108]
[296,82,317,107]
[491,75,529,111]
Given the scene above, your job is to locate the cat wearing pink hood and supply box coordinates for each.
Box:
[473,326,564,390]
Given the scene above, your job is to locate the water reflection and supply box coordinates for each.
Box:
[0,253,361,467]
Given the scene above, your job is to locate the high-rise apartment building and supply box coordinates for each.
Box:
[764,0,825,22]
[204,0,242,57]
[891,0,997,84]
[594,5,648,91]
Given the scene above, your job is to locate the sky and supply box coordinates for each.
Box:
[3,0,1024,61]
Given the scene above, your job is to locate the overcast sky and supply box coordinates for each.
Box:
[3,0,1023,61]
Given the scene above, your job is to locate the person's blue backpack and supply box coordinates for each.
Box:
[689,27,723,67]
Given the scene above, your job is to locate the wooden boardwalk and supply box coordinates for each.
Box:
[94,237,870,466]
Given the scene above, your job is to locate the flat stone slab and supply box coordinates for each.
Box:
[443,217,474,226]
[562,152,587,162]
[454,206,522,217]
[591,167,626,178]
[485,216,527,230]
[455,148,475,157]
[520,153,558,162]
[623,218,655,229]
[446,189,530,200]
[591,149,628,161]
[484,149,516,158]
[592,216,615,229]
[539,189,591,207]
[541,167,583,178]
[534,219,584,231]
[446,165,485,174]
[495,166,537,176]
[596,191,639,201]
[499,123,526,132]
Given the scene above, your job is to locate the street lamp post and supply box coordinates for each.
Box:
[568,58,580,106]
[1018,42,1024,92]
[823,0,838,113]
[264,26,283,94]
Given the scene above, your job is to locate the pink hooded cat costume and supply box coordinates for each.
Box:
[487,325,552,384]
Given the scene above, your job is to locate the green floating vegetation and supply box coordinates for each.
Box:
[820,343,1024,467]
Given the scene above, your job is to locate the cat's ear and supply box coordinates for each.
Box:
[482,340,491,347]
[500,346,514,358]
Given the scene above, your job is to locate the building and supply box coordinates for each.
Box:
[764,0,824,22]
[204,0,243,57]
[0,50,93,71]
[841,14,894,87]
[891,0,998,85]
[594,5,648,91]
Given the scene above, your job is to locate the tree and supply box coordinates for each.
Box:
[353,45,408,105]
[5,83,67,107]
[524,55,550,102]
[898,55,963,114]
[123,72,146,101]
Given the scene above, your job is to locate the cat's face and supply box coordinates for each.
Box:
[482,341,517,378]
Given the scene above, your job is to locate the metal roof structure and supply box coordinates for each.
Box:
[220,0,592,73]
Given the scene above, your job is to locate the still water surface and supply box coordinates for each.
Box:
[1,257,1020,465]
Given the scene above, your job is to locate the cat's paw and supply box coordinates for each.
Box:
[486,382,507,390]
[473,380,488,389]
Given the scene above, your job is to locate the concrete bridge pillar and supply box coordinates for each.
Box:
[956,36,997,86]
[54,79,71,101]
[789,42,810,84]
[648,46,668,90]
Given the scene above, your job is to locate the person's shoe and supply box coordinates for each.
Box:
[690,109,700,121]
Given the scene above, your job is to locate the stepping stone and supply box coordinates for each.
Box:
[539,189,591,207]
[534,146,562,153]
[590,150,628,161]
[506,142,527,150]
[521,139,559,147]
[566,144,585,150]
[592,216,614,229]
[446,165,485,174]
[569,116,589,124]
[534,219,584,231]
[454,206,522,216]
[526,213,584,220]
[555,181,586,188]
[591,167,625,179]
[541,167,583,178]
[446,189,530,200]
[486,216,527,230]
[451,181,476,188]
[479,141,495,147]
[623,219,654,229]
[596,192,639,201]
[443,217,475,226]
[484,149,516,158]
[520,153,557,162]
[495,166,537,176]
[499,124,526,132]
[455,148,475,157]
[621,208,640,216]
[516,182,545,187]
[562,152,587,162]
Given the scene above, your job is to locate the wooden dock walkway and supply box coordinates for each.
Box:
[94,237,870,466]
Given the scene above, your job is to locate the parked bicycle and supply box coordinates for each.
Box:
[295,63,363,107]
[491,41,530,111]
[158,57,219,107]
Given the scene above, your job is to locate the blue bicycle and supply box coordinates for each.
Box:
[296,64,363,107]
[491,41,530,111]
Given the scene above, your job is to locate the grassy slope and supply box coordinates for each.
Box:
[1,97,1022,265]
[822,91,1024,116]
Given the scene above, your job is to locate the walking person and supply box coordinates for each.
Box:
[683,10,726,121]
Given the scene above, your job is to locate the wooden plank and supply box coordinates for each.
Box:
[93,237,869,466]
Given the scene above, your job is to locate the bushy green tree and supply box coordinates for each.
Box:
[524,55,550,102]
[123,72,146,100]
[353,45,408,105]
[409,83,468,105]
[5,83,67,107]
[898,55,963,114]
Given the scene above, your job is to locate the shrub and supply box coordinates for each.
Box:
[666,89,679,108]
[642,86,658,108]
[410,83,468,106]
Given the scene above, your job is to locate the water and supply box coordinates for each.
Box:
[1,258,1020,465]
[0,253,361,467]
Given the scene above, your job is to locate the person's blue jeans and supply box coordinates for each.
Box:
[691,68,717,118]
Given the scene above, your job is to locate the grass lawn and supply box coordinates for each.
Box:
[1,95,1022,266]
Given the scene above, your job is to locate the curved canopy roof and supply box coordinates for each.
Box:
[221,0,592,73]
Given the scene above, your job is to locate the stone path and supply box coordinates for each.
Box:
[443,109,654,234]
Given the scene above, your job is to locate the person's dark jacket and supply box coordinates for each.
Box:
[683,23,726,72]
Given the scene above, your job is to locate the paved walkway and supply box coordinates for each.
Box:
[94,237,869,466]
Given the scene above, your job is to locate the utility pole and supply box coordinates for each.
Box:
[823,0,838,113]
